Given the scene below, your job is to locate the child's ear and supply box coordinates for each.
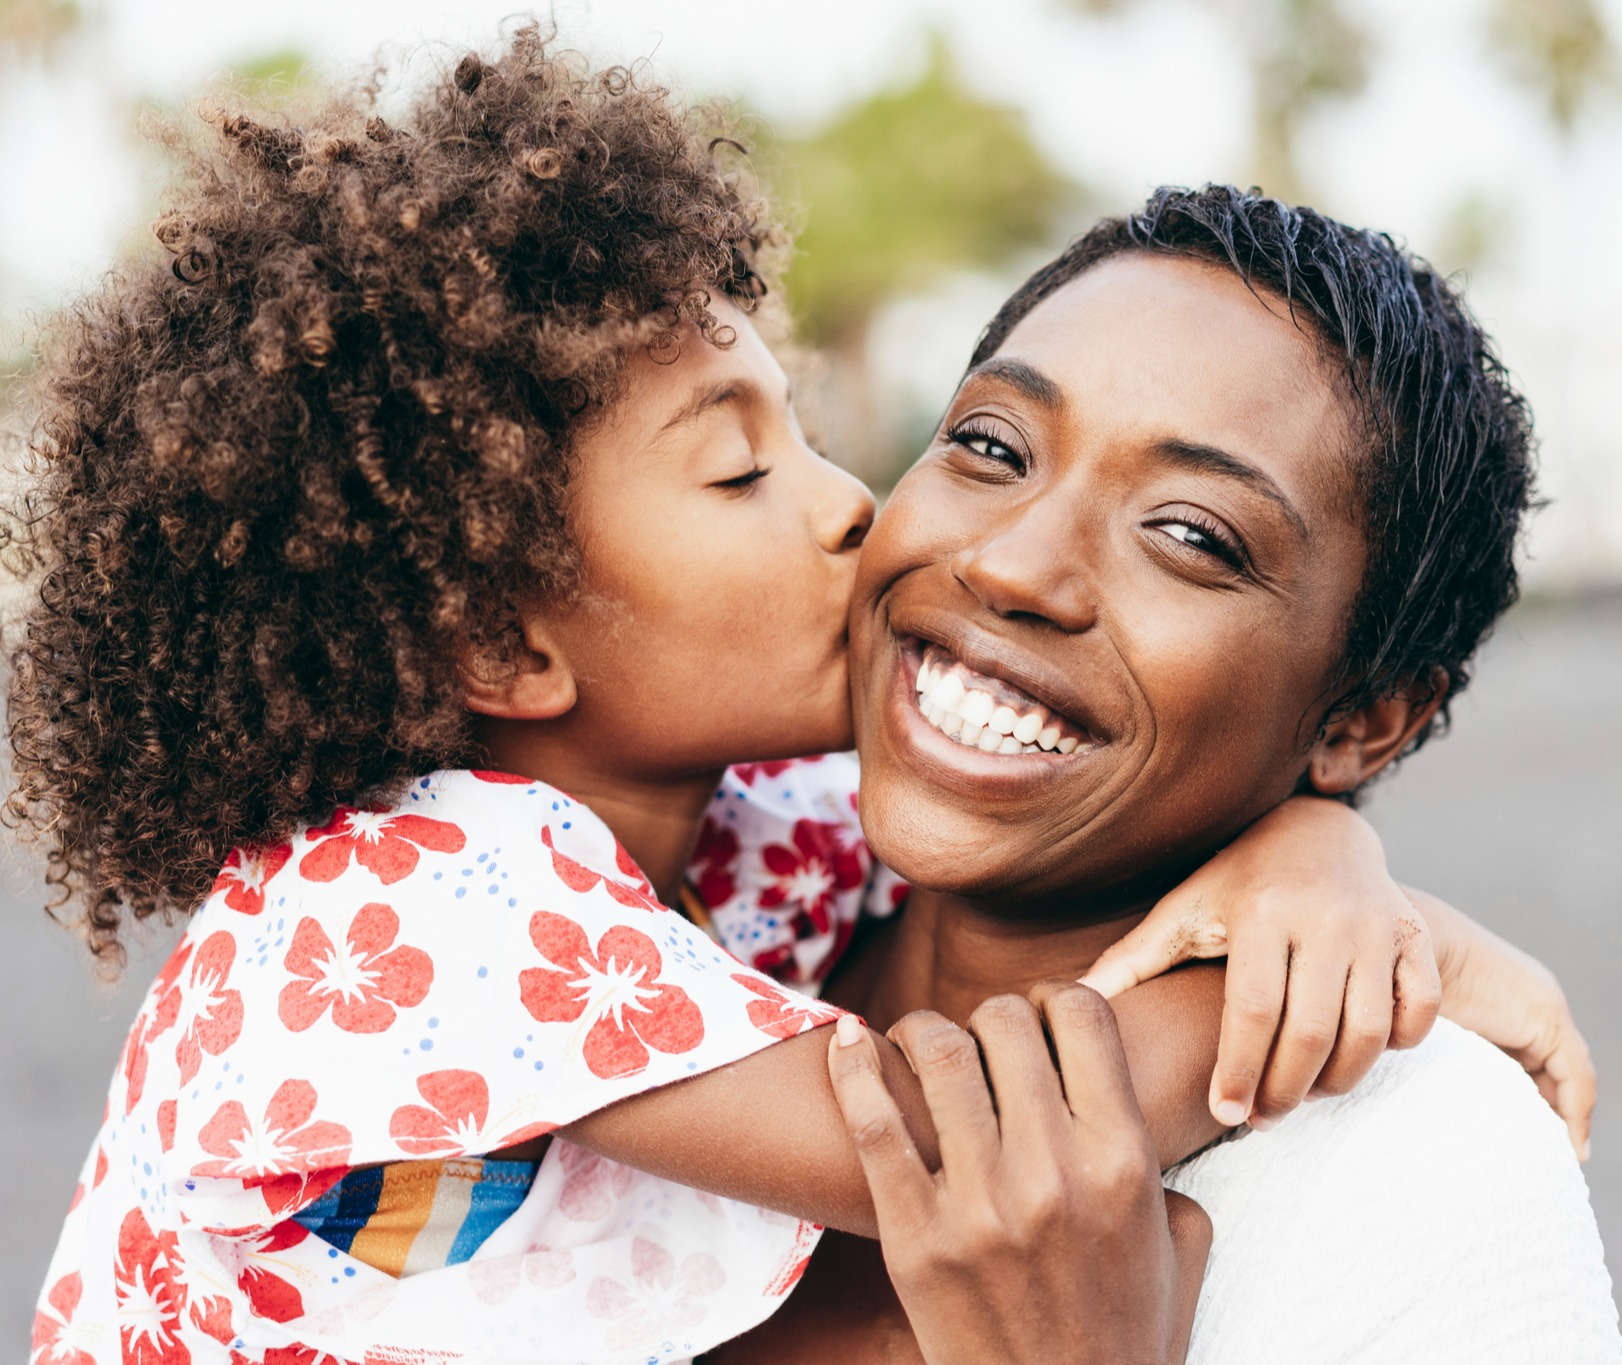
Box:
[461,614,578,722]
[1305,671,1448,795]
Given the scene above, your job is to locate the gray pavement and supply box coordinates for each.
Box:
[2,592,1619,1353]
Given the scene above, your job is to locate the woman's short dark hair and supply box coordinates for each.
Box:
[972,185,1536,773]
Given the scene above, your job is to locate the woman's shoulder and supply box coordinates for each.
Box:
[1169,1019,1619,1362]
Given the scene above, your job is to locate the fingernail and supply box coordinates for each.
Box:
[1213,1099,1247,1127]
[835,1015,863,1048]
[1247,1113,1277,1132]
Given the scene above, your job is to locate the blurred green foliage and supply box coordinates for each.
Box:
[0,0,80,62]
[1488,0,1616,134]
[764,35,1080,347]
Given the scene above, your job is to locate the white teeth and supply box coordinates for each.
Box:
[931,671,967,712]
[914,652,1090,759]
[960,690,995,727]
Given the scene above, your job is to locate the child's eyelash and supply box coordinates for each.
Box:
[715,467,769,490]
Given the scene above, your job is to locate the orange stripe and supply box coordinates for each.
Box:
[347,1159,444,1277]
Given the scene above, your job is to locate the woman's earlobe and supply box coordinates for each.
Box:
[1305,674,1448,794]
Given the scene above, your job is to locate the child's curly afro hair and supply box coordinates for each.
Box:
[4,26,781,964]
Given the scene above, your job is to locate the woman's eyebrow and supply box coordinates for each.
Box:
[962,357,1064,411]
[1151,437,1309,539]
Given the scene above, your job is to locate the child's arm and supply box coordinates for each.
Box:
[561,794,1425,1235]
[1080,795,1441,1127]
[1408,887,1596,1159]
[559,963,1228,1240]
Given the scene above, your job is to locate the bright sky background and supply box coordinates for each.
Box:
[4,0,1622,583]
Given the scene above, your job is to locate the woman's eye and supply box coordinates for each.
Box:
[1156,518,1246,570]
[948,426,1023,469]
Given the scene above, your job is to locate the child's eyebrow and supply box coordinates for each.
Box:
[656,378,791,437]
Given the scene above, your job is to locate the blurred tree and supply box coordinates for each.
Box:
[768,33,1079,350]
[1057,0,1372,201]
[762,33,1080,478]
[1486,0,1616,135]
[0,0,80,63]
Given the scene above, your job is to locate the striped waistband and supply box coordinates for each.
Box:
[292,1156,539,1278]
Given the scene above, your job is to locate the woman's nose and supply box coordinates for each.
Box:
[950,509,1096,631]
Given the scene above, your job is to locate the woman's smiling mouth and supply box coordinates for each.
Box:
[913,644,1092,755]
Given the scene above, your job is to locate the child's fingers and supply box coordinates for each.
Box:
[885,1010,1001,1179]
[1389,912,1442,1051]
[1078,903,1227,1000]
[826,1017,936,1230]
[1249,946,1351,1127]
[1543,1033,1597,1162]
[1306,953,1393,1098]
[1209,936,1288,1128]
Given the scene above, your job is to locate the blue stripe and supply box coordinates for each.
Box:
[293,1164,385,1254]
[445,1161,534,1266]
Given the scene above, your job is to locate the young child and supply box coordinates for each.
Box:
[11,30,1590,1365]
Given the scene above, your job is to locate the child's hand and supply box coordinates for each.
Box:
[1080,796,1441,1131]
[1410,888,1596,1160]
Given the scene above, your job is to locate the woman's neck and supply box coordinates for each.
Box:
[858,888,1151,1032]
[473,718,720,903]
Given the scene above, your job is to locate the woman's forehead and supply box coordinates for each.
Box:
[989,253,1359,507]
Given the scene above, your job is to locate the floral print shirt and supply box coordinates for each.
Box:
[33,756,900,1365]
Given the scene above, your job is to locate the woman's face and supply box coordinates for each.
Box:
[850,253,1369,907]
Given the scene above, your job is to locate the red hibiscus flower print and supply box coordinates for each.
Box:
[193,1079,353,1179]
[729,754,823,787]
[278,903,432,1034]
[298,809,465,885]
[585,1236,726,1351]
[540,827,660,912]
[556,1142,634,1222]
[31,1272,94,1365]
[759,819,864,930]
[122,941,191,1114]
[520,912,704,1080]
[689,817,739,909]
[471,770,532,784]
[114,1209,189,1365]
[730,975,842,1040]
[239,1222,310,1323]
[211,844,292,916]
[390,1069,493,1157]
[188,1286,234,1346]
[176,931,244,1086]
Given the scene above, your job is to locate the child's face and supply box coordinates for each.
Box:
[848,254,1370,904]
[537,298,874,778]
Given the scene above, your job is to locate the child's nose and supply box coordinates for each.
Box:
[819,462,875,555]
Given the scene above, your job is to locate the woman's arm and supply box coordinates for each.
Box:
[560,965,1228,1238]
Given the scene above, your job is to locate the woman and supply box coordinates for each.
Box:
[717,187,1620,1361]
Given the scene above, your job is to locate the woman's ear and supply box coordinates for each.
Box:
[461,613,579,722]
[1305,671,1449,795]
